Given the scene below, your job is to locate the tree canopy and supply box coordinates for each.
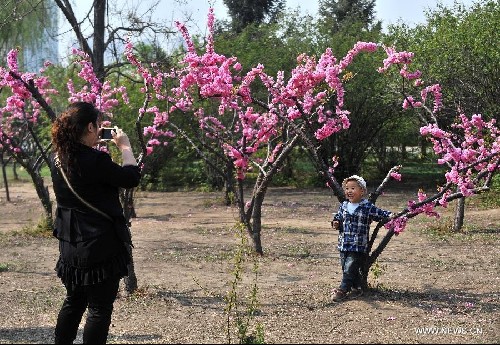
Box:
[223,0,286,32]
[0,0,58,71]
[385,0,500,123]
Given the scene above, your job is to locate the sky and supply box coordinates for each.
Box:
[277,0,475,28]
[58,0,476,60]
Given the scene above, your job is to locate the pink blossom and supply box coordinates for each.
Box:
[390,172,402,181]
[385,216,408,234]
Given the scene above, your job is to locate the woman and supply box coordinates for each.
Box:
[50,101,141,343]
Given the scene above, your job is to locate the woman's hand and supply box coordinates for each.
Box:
[111,127,132,150]
[110,127,137,166]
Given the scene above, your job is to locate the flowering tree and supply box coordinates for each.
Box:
[0,46,143,292]
[353,48,499,287]
[126,31,298,254]
[0,49,57,221]
[2,7,498,290]
[0,47,130,217]
[126,8,499,274]
[122,9,393,254]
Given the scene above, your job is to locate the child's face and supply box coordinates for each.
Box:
[343,180,365,203]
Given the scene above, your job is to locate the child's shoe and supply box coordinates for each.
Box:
[331,288,347,302]
[350,287,364,298]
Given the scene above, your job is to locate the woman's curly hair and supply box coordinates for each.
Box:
[51,102,100,170]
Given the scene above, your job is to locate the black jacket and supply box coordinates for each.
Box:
[51,144,141,244]
[50,144,141,286]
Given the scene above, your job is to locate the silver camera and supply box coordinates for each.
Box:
[100,128,114,140]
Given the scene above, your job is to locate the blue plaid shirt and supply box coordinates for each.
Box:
[333,199,392,253]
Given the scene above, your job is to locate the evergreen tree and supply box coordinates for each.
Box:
[223,0,285,32]
[318,0,378,34]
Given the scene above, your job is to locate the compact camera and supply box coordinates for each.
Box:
[100,127,114,140]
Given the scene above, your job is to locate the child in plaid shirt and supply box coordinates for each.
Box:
[330,175,394,302]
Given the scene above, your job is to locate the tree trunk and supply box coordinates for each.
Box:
[281,154,294,181]
[224,160,235,206]
[360,254,370,291]
[121,187,137,293]
[122,188,136,220]
[250,190,265,255]
[362,227,396,289]
[123,244,137,294]
[1,152,11,202]
[92,0,106,83]
[32,172,52,223]
[235,134,299,255]
[12,161,18,180]
[452,197,465,232]
[420,137,427,157]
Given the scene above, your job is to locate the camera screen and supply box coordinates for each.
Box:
[100,128,113,140]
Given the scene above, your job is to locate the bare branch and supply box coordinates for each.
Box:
[53,0,94,60]
[368,165,402,203]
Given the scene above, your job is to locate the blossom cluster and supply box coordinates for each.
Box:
[0,49,57,152]
[420,114,498,200]
[68,48,129,118]
[0,47,130,154]
[377,43,499,234]
[126,9,420,181]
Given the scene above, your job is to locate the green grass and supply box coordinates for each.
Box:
[393,161,447,189]
[417,215,498,244]
[468,174,500,209]
[14,217,54,238]
[400,161,447,178]
[362,153,448,188]
[0,164,51,188]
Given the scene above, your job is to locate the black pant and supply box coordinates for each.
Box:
[54,277,120,344]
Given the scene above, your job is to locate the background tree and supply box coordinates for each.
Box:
[389,1,500,121]
[223,0,285,33]
[0,0,58,211]
[0,0,58,71]
[0,148,12,201]
[318,0,378,34]
[53,0,173,82]
[0,48,57,223]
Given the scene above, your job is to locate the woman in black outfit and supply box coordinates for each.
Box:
[50,102,141,344]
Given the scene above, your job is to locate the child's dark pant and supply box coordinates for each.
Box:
[339,251,366,291]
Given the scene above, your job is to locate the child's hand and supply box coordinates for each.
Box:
[331,220,340,229]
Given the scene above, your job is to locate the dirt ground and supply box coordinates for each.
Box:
[0,180,498,344]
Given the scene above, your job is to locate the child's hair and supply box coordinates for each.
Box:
[342,174,367,191]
